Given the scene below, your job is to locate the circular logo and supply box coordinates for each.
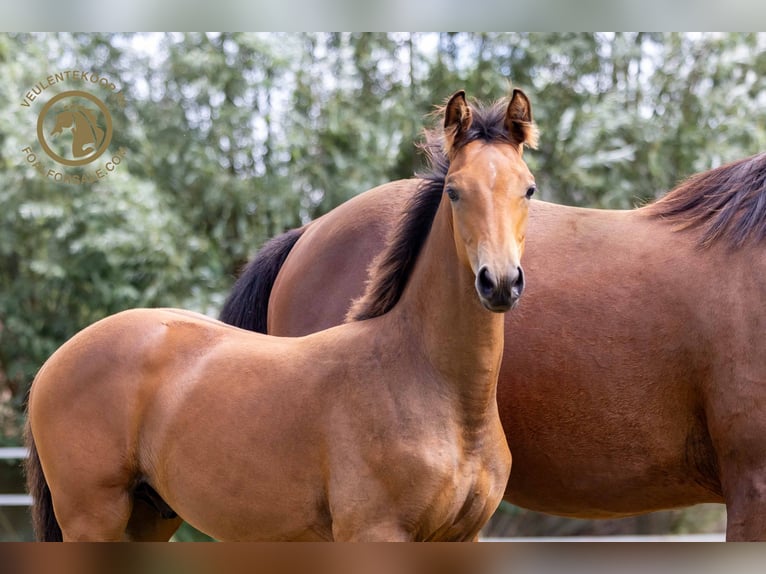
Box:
[36,90,113,167]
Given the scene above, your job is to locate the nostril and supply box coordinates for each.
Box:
[511,266,525,297]
[477,266,497,297]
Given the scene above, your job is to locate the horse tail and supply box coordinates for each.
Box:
[219,226,306,333]
[24,421,63,541]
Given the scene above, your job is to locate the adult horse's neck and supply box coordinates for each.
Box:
[387,194,505,421]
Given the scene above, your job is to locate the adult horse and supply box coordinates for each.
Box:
[25,89,539,542]
[221,137,766,538]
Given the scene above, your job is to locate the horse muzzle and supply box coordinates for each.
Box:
[475,265,525,312]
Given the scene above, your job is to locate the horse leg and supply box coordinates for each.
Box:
[722,467,766,541]
[55,483,185,542]
[53,484,133,542]
[43,447,138,541]
[709,382,766,539]
[332,521,412,542]
[125,497,184,542]
[704,360,766,540]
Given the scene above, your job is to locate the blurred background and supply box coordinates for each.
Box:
[2,32,766,541]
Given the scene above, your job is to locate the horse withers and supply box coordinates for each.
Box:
[25,89,539,542]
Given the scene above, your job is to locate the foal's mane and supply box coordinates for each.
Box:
[346,98,517,322]
[646,152,766,248]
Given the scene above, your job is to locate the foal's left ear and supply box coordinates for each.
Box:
[444,90,473,157]
[505,89,539,151]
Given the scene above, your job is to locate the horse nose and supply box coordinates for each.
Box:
[476,265,525,312]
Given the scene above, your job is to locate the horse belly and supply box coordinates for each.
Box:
[139,357,332,541]
[497,372,722,516]
[158,471,329,542]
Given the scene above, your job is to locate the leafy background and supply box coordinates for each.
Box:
[1,32,765,540]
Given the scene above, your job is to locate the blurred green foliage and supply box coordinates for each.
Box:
[0,33,765,539]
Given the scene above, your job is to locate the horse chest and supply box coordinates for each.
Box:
[423,450,509,541]
[398,422,509,541]
[325,413,509,541]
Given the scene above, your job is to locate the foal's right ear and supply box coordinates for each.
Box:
[444,90,472,158]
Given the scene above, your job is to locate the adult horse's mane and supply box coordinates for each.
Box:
[647,152,766,248]
[346,98,534,322]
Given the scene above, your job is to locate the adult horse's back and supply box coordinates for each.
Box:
[221,153,766,540]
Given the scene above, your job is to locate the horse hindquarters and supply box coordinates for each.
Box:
[28,401,181,540]
[25,310,184,541]
[27,395,134,540]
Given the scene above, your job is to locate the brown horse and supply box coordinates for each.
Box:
[25,89,539,541]
[221,139,766,538]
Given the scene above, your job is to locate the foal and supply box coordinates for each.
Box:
[26,89,538,541]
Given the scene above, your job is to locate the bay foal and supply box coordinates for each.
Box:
[26,89,538,541]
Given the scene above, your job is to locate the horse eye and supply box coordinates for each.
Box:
[446,187,459,201]
[525,185,537,199]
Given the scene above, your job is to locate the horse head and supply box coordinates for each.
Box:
[49,105,105,159]
[442,89,538,312]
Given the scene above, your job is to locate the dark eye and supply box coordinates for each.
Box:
[446,186,459,201]
[525,185,537,199]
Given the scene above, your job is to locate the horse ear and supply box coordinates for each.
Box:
[505,88,539,151]
[444,90,472,156]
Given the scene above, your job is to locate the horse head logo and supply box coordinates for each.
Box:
[37,90,113,167]
[49,103,106,159]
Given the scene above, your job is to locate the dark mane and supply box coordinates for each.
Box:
[346,99,516,322]
[646,152,766,248]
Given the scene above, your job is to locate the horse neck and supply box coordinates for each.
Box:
[388,196,506,418]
